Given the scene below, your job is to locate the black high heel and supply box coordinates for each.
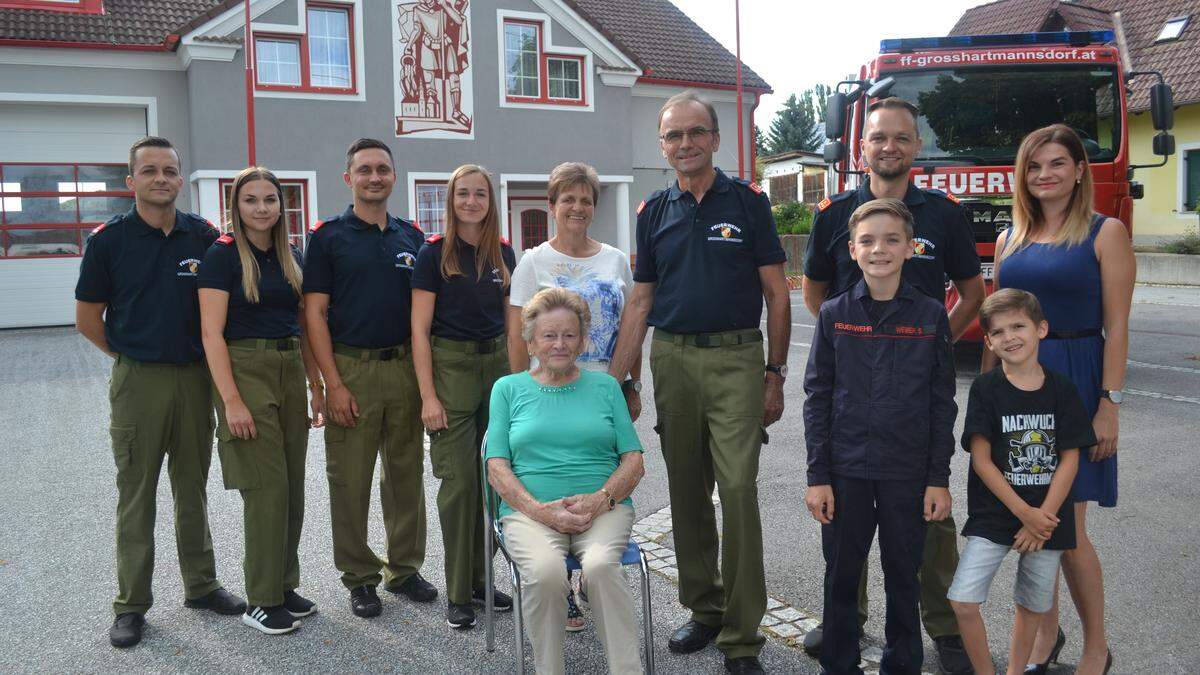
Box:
[1102,649,1113,674]
[1025,627,1066,674]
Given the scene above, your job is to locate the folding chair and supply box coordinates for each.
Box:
[480,433,656,674]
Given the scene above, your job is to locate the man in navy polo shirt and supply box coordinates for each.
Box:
[302,138,435,619]
[609,91,791,675]
[76,136,246,649]
[800,97,984,675]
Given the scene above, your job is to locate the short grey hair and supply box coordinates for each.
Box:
[520,287,591,342]
[658,90,719,132]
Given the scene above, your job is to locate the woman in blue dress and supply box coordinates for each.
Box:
[987,124,1134,675]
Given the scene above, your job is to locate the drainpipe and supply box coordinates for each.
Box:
[244,0,257,166]
[735,0,745,179]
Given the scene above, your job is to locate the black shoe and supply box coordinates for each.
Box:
[1103,649,1113,675]
[471,588,513,612]
[933,635,975,675]
[801,623,823,656]
[386,572,438,602]
[724,655,766,674]
[1024,628,1066,675]
[283,590,317,617]
[349,585,382,618]
[668,619,721,654]
[447,602,477,630]
[109,612,144,648]
[242,605,300,635]
[184,587,247,615]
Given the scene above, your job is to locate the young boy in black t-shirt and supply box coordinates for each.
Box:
[948,289,1096,675]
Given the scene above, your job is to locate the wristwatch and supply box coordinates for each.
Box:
[622,378,642,393]
[765,364,788,379]
[599,488,616,511]
[1101,389,1124,405]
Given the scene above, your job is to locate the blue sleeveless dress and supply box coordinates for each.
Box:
[998,215,1115,506]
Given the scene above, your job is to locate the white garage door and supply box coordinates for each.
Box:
[0,102,146,328]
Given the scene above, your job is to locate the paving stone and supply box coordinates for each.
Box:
[798,618,821,633]
[766,597,784,610]
[760,614,782,627]
[861,646,883,663]
[770,607,805,622]
[771,622,802,638]
[648,559,668,570]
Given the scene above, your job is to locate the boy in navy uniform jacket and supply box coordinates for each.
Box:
[803,198,957,675]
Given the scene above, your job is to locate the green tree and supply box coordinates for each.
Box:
[767,90,822,154]
[754,123,769,158]
[813,83,831,123]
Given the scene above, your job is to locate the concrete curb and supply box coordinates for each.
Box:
[1136,253,1200,286]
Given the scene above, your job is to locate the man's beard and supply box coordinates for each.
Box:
[869,161,911,180]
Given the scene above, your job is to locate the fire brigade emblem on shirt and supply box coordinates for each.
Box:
[393,0,474,139]
[1006,429,1057,486]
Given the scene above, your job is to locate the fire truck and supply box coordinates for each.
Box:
[823,31,1175,340]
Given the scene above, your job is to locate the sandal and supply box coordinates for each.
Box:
[565,589,586,632]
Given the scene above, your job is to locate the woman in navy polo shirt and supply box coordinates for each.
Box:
[198,167,325,635]
[411,164,516,630]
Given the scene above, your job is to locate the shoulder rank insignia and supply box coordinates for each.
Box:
[748,181,764,195]
[817,197,832,212]
[636,200,646,215]
[216,234,234,245]
[309,220,326,233]
[426,234,443,244]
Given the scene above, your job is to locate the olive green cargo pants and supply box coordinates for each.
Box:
[650,329,767,659]
[108,356,220,616]
[326,344,427,590]
[213,338,309,608]
[429,336,508,605]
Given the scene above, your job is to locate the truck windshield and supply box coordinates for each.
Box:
[887,64,1121,164]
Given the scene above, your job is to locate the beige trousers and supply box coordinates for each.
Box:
[501,504,641,675]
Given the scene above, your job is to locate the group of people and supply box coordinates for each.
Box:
[74,88,1131,675]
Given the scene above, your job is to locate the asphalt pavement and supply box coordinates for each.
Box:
[1,286,1197,674]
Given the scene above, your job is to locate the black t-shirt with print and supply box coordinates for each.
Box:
[961,367,1097,550]
[411,237,516,341]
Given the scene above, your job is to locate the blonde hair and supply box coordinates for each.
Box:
[227,167,302,303]
[520,287,591,342]
[979,288,1045,331]
[440,164,511,286]
[1003,124,1094,260]
[547,162,600,204]
[848,198,914,239]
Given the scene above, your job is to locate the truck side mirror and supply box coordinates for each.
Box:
[1150,83,1174,131]
[823,140,845,164]
[866,76,895,99]
[1153,132,1175,157]
[825,93,847,140]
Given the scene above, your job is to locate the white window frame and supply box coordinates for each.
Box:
[495,9,594,112]
[1155,16,1189,42]
[250,0,366,102]
[307,4,353,89]
[255,37,303,85]
[406,171,453,235]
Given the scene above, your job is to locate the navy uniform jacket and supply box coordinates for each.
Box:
[75,207,220,363]
[803,279,957,487]
[634,167,787,334]
[301,205,424,349]
[804,179,980,304]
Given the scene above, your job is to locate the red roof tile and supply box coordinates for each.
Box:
[0,0,229,46]
[950,0,1200,109]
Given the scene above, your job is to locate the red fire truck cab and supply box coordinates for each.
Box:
[823,31,1175,341]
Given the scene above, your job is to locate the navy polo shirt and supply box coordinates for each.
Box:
[197,235,302,340]
[803,178,981,304]
[634,167,786,334]
[75,207,220,363]
[301,205,424,348]
[411,237,516,341]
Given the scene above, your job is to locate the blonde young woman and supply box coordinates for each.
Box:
[411,164,517,629]
[986,125,1135,675]
[198,167,325,634]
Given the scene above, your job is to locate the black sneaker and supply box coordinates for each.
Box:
[447,602,477,630]
[471,588,513,612]
[933,635,975,675]
[109,612,144,648]
[349,585,382,618]
[184,587,247,616]
[242,605,300,635]
[724,655,766,675]
[387,572,438,602]
[283,590,317,617]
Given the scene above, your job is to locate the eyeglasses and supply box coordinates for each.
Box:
[659,126,715,144]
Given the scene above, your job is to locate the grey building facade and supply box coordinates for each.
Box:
[0,0,769,328]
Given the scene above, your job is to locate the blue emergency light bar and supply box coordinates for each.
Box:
[880,31,1115,53]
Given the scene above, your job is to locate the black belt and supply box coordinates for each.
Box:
[227,337,298,351]
[1046,329,1102,340]
[432,335,505,354]
[333,343,410,361]
[653,328,763,348]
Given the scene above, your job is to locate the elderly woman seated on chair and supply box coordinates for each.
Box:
[485,287,645,675]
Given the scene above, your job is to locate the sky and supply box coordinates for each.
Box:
[669,0,996,130]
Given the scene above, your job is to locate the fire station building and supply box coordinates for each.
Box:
[0,0,769,328]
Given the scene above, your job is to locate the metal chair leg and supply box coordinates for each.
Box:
[485,528,495,652]
[510,561,526,675]
[639,550,655,675]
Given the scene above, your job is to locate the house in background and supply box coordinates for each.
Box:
[759,149,826,207]
[0,0,769,328]
[950,0,1200,245]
